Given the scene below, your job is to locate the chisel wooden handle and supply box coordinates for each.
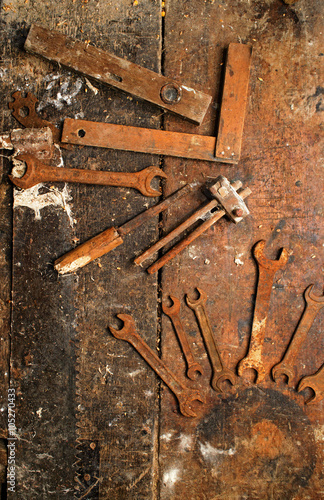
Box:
[55,227,123,274]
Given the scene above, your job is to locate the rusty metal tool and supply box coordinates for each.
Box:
[24,24,212,125]
[8,91,65,146]
[9,153,166,197]
[109,314,205,417]
[61,43,252,164]
[135,176,251,274]
[162,295,204,380]
[272,284,324,385]
[237,240,289,383]
[0,127,55,160]
[186,288,236,392]
[54,183,193,274]
[298,364,324,405]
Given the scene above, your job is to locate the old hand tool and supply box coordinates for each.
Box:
[0,127,55,160]
[135,176,251,274]
[55,183,193,274]
[238,240,289,383]
[61,43,252,163]
[109,314,205,417]
[162,296,204,380]
[186,288,236,392]
[9,153,166,197]
[272,284,324,385]
[8,91,67,147]
[25,24,212,125]
[298,364,324,405]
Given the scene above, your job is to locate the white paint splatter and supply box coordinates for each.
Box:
[38,74,83,111]
[182,85,196,93]
[199,442,236,463]
[234,253,244,266]
[85,78,99,95]
[314,425,324,442]
[128,369,144,378]
[14,183,74,225]
[163,468,180,488]
[179,434,193,452]
[161,432,173,442]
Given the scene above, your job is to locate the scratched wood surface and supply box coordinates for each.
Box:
[0,0,323,499]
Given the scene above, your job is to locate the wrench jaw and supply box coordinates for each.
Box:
[212,369,237,393]
[162,295,181,316]
[185,287,207,309]
[108,314,137,342]
[178,390,205,418]
[271,363,295,386]
[297,379,319,405]
[253,240,289,271]
[9,154,38,189]
[142,166,167,197]
[305,283,324,304]
[237,360,266,385]
[187,363,204,381]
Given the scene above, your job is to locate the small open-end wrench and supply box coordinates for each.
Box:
[109,314,204,417]
[10,153,167,197]
[298,364,324,405]
[272,284,324,384]
[237,240,289,383]
[186,288,236,392]
[162,296,204,381]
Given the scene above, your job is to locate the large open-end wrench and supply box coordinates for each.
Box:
[237,240,289,383]
[298,364,324,405]
[10,153,167,197]
[272,284,324,384]
[109,314,204,418]
[186,288,236,392]
[162,296,204,381]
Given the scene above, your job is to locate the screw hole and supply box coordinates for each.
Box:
[78,129,86,138]
[19,106,29,118]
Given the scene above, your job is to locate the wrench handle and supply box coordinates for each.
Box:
[194,306,223,373]
[170,315,197,367]
[280,302,324,366]
[122,332,186,397]
[247,266,276,353]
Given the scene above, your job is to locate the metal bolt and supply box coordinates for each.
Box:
[160,83,182,104]
[233,208,244,217]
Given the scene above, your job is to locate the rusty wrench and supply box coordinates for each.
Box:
[237,240,289,383]
[162,296,204,381]
[186,288,236,392]
[10,153,167,197]
[272,284,324,384]
[298,364,324,405]
[109,314,204,418]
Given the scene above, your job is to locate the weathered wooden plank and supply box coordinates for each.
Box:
[159,1,324,499]
[2,1,163,498]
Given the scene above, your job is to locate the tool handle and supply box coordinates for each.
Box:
[54,227,123,274]
[147,187,251,274]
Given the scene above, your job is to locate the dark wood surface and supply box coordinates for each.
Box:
[0,1,323,499]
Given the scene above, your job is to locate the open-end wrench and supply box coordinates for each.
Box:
[109,314,204,417]
[186,288,236,392]
[298,364,324,405]
[162,296,204,381]
[10,153,167,197]
[272,284,324,384]
[237,240,289,383]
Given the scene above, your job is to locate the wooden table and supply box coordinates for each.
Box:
[0,1,323,498]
